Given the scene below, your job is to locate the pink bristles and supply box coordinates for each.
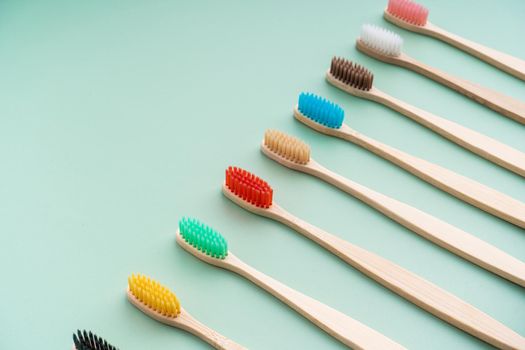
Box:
[387,0,429,26]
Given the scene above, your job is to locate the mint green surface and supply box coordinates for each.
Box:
[1,0,524,348]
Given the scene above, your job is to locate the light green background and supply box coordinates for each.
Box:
[1,0,524,349]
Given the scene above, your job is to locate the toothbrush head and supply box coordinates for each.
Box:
[127,273,181,320]
[73,330,118,350]
[328,57,374,92]
[359,24,403,57]
[262,129,311,166]
[224,166,273,209]
[295,92,345,130]
[178,217,228,260]
[386,0,429,27]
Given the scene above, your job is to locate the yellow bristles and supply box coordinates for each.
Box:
[264,129,310,165]
[128,273,181,318]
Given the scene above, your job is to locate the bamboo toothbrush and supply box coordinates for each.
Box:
[356,23,525,125]
[325,55,525,177]
[127,273,246,350]
[222,166,525,349]
[262,129,525,286]
[384,0,525,81]
[320,72,525,226]
[73,330,118,350]
[176,216,406,350]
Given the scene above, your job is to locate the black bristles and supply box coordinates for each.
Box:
[72,329,118,350]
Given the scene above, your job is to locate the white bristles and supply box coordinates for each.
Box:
[360,24,403,57]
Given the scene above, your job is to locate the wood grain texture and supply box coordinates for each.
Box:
[127,289,246,350]
[383,10,525,81]
[222,186,525,349]
[261,142,525,287]
[356,39,525,125]
[305,87,525,228]
[176,230,406,350]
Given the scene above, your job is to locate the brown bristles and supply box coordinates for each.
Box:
[329,57,374,91]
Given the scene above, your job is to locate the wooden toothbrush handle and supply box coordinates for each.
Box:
[307,161,525,286]
[273,210,525,350]
[225,254,405,350]
[395,54,525,124]
[127,289,246,350]
[424,22,525,82]
[370,87,525,176]
[384,11,525,81]
[356,39,525,124]
[175,310,247,350]
[339,124,525,228]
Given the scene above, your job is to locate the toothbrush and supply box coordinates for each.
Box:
[383,0,525,81]
[356,23,525,125]
[262,129,525,287]
[73,330,118,350]
[176,217,406,350]
[326,54,525,177]
[127,273,247,350]
[321,69,525,227]
[222,166,525,349]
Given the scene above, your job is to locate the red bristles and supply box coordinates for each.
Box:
[387,0,428,26]
[225,166,273,208]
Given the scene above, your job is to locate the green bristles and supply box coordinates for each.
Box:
[178,217,228,259]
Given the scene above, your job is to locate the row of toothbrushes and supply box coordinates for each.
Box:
[72,0,525,349]
[77,127,525,349]
[76,113,525,349]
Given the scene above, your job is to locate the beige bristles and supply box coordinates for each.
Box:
[264,130,310,165]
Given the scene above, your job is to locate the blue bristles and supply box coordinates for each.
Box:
[297,93,345,129]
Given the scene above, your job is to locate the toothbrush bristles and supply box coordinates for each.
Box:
[73,329,118,350]
[386,0,428,26]
[128,273,181,318]
[264,129,311,165]
[225,166,273,208]
[360,24,403,57]
[297,92,345,129]
[329,57,374,91]
[179,217,228,259]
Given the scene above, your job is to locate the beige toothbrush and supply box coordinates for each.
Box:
[222,165,525,350]
[384,0,525,81]
[176,217,406,350]
[127,273,247,350]
[320,62,525,227]
[357,23,525,125]
[261,129,525,287]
